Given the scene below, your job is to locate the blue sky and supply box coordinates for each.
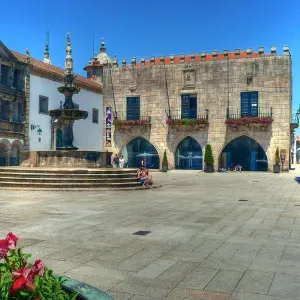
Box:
[1,0,299,122]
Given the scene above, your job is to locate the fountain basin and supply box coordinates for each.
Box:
[49,109,88,120]
[21,151,112,168]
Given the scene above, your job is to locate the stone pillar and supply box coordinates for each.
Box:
[6,151,11,166]
[294,132,297,165]
[23,65,31,151]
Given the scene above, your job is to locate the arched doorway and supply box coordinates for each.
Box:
[10,142,21,166]
[175,137,203,170]
[0,143,8,166]
[56,129,63,149]
[220,136,268,171]
[121,137,160,169]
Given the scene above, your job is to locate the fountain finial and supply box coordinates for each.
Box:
[65,33,74,73]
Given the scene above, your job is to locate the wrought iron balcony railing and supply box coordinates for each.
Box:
[168,109,209,121]
[226,107,273,119]
[115,115,151,122]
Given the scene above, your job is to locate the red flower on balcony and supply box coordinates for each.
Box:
[167,118,208,126]
[225,116,273,127]
[113,119,151,127]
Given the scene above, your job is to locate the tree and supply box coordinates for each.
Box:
[204,144,214,165]
[162,150,168,166]
[275,147,280,165]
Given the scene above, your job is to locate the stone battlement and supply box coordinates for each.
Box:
[104,46,290,68]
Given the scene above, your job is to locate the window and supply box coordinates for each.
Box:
[127,97,140,120]
[241,92,258,117]
[39,96,48,114]
[0,65,10,87]
[92,108,99,123]
[181,95,197,119]
[0,100,9,120]
[13,102,22,123]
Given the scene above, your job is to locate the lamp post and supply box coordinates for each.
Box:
[294,105,300,165]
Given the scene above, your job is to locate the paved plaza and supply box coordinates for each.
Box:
[1,170,300,299]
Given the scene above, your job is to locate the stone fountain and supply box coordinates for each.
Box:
[48,34,88,150]
[21,35,110,168]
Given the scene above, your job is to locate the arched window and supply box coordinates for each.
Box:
[121,137,159,169]
[220,136,268,171]
[175,137,203,170]
[0,143,8,166]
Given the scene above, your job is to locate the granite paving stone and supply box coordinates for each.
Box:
[1,171,300,299]
[235,270,275,294]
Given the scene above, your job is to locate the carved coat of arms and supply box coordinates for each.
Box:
[183,63,195,88]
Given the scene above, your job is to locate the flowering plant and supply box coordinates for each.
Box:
[225,116,273,127]
[113,119,150,127]
[0,232,76,300]
[166,118,208,126]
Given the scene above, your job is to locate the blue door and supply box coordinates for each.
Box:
[221,136,267,171]
[175,137,202,170]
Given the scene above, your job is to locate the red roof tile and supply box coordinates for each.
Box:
[12,51,101,93]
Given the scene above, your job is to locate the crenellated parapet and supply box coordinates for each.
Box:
[108,46,290,69]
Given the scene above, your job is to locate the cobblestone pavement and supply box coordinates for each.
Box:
[1,170,300,300]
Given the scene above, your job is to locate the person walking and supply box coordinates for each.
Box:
[119,156,125,168]
[112,154,119,168]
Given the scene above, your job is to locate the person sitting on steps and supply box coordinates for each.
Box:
[137,166,153,187]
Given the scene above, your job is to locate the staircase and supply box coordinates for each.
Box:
[0,167,142,190]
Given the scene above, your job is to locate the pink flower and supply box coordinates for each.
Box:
[10,277,27,295]
[6,232,18,250]
[32,260,45,277]
[0,232,18,260]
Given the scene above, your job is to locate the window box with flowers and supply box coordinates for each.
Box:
[166,118,209,130]
[0,232,113,300]
[113,118,151,130]
[225,116,273,130]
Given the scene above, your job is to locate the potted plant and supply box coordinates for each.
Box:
[0,232,113,300]
[162,150,168,172]
[273,147,280,173]
[204,144,214,173]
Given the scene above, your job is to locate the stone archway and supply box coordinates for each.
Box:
[0,139,10,166]
[219,135,268,171]
[121,137,160,169]
[10,140,22,166]
[175,136,203,170]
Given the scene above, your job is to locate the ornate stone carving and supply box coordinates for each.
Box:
[183,63,195,88]
[247,73,253,85]
[129,81,137,92]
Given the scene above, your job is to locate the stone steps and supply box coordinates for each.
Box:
[0,181,141,188]
[0,168,136,174]
[0,177,137,183]
[0,172,136,179]
[0,167,143,190]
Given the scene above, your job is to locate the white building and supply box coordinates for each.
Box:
[12,46,103,153]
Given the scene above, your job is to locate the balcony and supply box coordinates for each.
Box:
[0,119,24,137]
[167,109,209,130]
[113,115,151,130]
[225,107,273,131]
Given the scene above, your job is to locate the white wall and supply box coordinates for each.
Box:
[29,75,103,151]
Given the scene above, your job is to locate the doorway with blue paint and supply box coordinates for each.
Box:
[220,136,268,171]
[175,137,203,170]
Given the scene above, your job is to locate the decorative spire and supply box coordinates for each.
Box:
[100,37,106,53]
[64,33,74,73]
[25,49,30,64]
[43,31,51,65]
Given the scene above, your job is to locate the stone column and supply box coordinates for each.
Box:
[6,151,11,166]
[23,65,31,151]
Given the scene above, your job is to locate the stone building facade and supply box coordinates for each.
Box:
[95,46,293,171]
[0,41,29,166]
